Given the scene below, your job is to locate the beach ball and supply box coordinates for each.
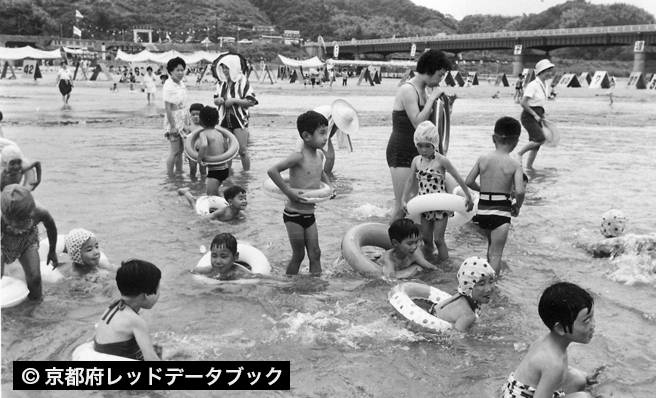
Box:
[600,209,627,238]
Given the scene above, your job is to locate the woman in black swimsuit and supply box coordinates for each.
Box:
[386,50,451,223]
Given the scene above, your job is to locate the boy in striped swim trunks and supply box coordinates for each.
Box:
[465,116,525,274]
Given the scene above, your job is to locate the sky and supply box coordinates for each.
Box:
[410,0,656,21]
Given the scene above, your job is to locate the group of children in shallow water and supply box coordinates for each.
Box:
[1,88,599,396]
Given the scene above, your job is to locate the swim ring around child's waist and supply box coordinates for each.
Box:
[72,341,137,361]
[1,276,29,308]
[192,242,271,284]
[262,176,333,204]
[407,193,477,229]
[184,127,239,165]
[389,282,453,333]
[38,233,109,282]
[341,223,392,276]
[194,195,228,216]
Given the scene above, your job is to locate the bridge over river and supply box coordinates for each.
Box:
[305,24,656,76]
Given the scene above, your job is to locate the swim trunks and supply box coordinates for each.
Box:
[475,192,512,230]
[386,83,424,168]
[520,106,546,143]
[207,167,229,182]
[283,209,316,229]
[93,299,145,361]
[415,167,452,221]
[501,373,565,398]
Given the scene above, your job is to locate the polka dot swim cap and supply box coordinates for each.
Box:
[457,256,496,298]
[600,209,627,238]
[413,120,440,148]
[65,228,96,265]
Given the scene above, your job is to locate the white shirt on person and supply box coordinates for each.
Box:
[523,78,549,108]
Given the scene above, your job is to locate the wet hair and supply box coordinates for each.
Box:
[494,116,521,144]
[223,185,246,201]
[189,103,204,113]
[146,66,153,72]
[61,60,68,66]
[211,233,238,255]
[388,218,420,244]
[116,259,161,297]
[297,110,328,137]
[199,106,219,127]
[538,282,593,334]
[166,57,186,74]
[416,49,451,76]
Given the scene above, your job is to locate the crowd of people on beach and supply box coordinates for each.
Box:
[1,48,606,396]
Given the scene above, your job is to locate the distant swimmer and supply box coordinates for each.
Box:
[177,185,247,222]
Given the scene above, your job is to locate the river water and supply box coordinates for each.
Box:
[1,79,655,397]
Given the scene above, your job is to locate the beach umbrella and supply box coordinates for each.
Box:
[211,52,248,81]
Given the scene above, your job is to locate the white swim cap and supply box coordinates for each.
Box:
[600,209,627,238]
[413,120,440,148]
[0,145,24,170]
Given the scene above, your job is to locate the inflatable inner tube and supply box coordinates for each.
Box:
[194,243,272,276]
[389,282,453,333]
[1,276,29,308]
[341,223,392,275]
[195,195,229,216]
[184,127,239,165]
[407,193,476,229]
[72,341,137,361]
[262,176,332,204]
[430,97,450,155]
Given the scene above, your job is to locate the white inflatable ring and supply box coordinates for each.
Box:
[194,242,271,277]
[341,223,392,275]
[388,282,453,333]
[1,276,29,308]
[542,118,560,148]
[262,176,332,204]
[407,193,476,228]
[72,341,136,361]
[184,127,239,165]
[195,195,228,216]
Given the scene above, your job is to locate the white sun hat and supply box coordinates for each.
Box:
[330,99,359,136]
[535,59,555,75]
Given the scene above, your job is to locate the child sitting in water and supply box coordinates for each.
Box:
[184,103,207,178]
[177,185,247,221]
[1,184,58,299]
[502,282,599,398]
[93,259,162,361]
[197,106,231,196]
[401,120,473,261]
[60,228,117,272]
[466,116,525,275]
[192,233,252,280]
[429,256,495,331]
[1,145,41,191]
[381,218,438,278]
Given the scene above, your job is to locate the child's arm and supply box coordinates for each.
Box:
[267,153,306,203]
[440,156,474,211]
[511,164,525,217]
[197,131,208,167]
[34,205,59,268]
[453,313,477,332]
[410,250,438,271]
[465,159,481,192]
[23,161,41,190]
[400,157,420,211]
[131,316,161,361]
[206,206,231,222]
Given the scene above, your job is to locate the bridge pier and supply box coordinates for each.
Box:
[513,50,549,77]
[633,44,646,74]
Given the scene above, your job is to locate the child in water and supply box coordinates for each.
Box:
[184,103,207,178]
[502,282,600,398]
[192,233,251,280]
[429,256,496,331]
[61,228,117,271]
[1,145,41,191]
[177,185,247,222]
[402,120,473,261]
[381,218,438,278]
[197,106,231,196]
[1,184,58,299]
[93,259,162,361]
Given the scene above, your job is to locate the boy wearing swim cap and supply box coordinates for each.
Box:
[502,282,600,398]
[429,256,495,331]
[465,116,525,274]
[1,184,59,299]
[93,259,162,361]
[381,218,437,278]
[184,103,207,179]
[1,145,42,191]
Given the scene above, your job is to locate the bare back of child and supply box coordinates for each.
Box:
[197,106,229,196]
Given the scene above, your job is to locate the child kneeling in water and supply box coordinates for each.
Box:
[382,218,437,278]
[429,256,496,331]
[93,259,162,361]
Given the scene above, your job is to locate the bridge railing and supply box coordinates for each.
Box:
[321,24,656,46]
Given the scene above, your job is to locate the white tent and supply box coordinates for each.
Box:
[276,54,324,68]
[0,46,62,60]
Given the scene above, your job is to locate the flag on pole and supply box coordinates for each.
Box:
[73,26,82,37]
[75,10,84,19]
